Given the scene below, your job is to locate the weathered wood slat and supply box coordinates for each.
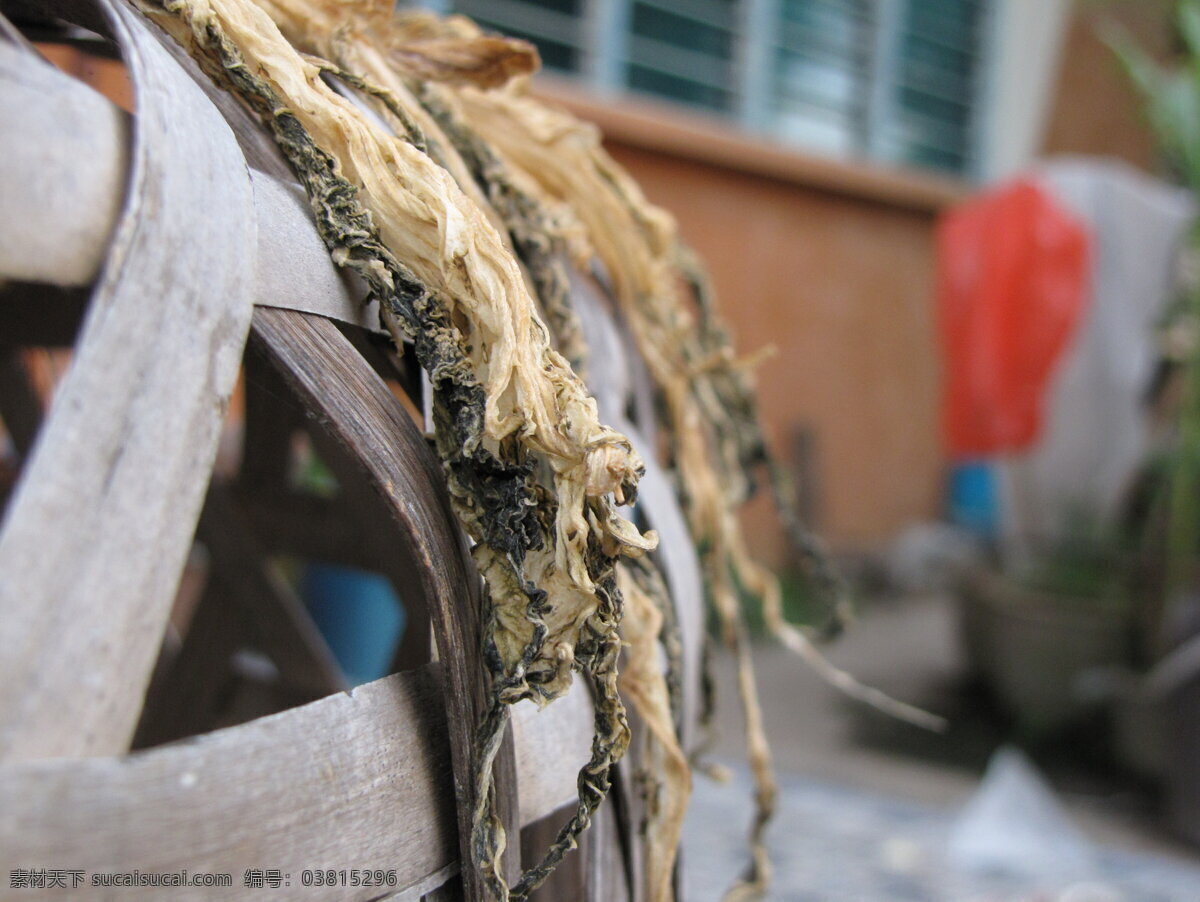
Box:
[0,662,593,900]
[612,717,647,902]
[588,795,633,902]
[249,170,375,329]
[0,39,375,329]
[0,35,127,285]
[248,307,520,899]
[0,1,256,761]
[0,667,456,900]
[510,678,596,828]
[521,810,587,901]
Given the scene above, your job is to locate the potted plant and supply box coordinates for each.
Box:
[1103,0,1200,842]
[960,516,1137,738]
[952,0,1200,746]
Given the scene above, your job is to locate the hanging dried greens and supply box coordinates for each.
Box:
[135,0,656,897]
[136,0,940,898]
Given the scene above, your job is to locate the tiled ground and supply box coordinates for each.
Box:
[681,594,1200,900]
[682,766,1200,901]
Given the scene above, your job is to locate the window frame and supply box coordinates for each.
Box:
[423,0,998,180]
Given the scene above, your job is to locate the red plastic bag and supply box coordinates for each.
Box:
[937,179,1090,458]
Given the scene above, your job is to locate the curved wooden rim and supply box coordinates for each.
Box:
[248,308,522,897]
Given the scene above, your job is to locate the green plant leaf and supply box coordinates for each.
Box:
[1103,20,1164,99]
[1179,0,1200,73]
[1158,72,1200,186]
[1106,7,1200,188]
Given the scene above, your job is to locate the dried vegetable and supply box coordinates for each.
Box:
[136,1,936,898]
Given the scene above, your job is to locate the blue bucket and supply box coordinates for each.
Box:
[300,563,406,685]
[948,461,998,539]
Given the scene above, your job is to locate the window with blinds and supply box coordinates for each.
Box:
[892,0,989,173]
[626,1,738,113]
[770,0,874,155]
[412,0,992,178]
[451,0,587,72]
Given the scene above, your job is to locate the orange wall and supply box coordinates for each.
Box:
[1042,0,1173,169]
[598,136,950,561]
[36,44,133,112]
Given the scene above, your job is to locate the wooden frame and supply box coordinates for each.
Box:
[0,3,703,898]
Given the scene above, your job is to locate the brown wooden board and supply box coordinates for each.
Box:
[0,34,128,287]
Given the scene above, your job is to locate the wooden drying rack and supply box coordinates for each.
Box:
[0,1,705,898]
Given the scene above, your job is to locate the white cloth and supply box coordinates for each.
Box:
[999,158,1194,560]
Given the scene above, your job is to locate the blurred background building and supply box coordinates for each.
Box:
[400,0,1173,565]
